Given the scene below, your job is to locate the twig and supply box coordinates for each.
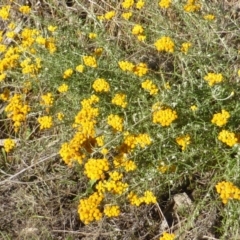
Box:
[0,153,58,185]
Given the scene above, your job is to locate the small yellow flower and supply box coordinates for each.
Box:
[4,138,16,153]
[57,112,64,121]
[92,78,110,92]
[154,36,175,53]
[0,5,11,20]
[48,25,57,32]
[121,12,133,20]
[137,35,146,42]
[19,5,31,14]
[38,116,53,130]
[141,79,158,95]
[83,56,97,68]
[159,0,171,9]
[76,64,84,73]
[132,24,144,35]
[176,134,191,151]
[41,93,54,106]
[63,68,73,79]
[203,14,215,20]
[181,42,192,54]
[58,83,69,93]
[136,0,145,9]
[107,114,124,132]
[237,69,240,77]
[190,105,198,111]
[204,73,223,86]
[218,130,237,147]
[122,0,134,9]
[104,11,116,20]
[112,93,127,108]
[159,232,175,240]
[104,205,120,217]
[88,32,97,39]
[133,63,148,77]
[211,110,230,127]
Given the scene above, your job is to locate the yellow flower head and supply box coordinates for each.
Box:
[204,73,223,86]
[136,0,145,9]
[112,93,127,108]
[107,114,124,132]
[92,78,110,92]
[154,36,175,53]
[104,11,116,20]
[152,107,178,126]
[63,68,73,79]
[176,134,191,151]
[203,14,215,20]
[83,55,97,68]
[122,0,134,9]
[133,63,148,77]
[132,24,144,35]
[159,232,175,240]
[0,5,11,20]
[76,64,84,73]
[159,0,171,9]
[48,25,57,32]
[4,138,16,153]
[38,116,53,130]
[218,130,237,147]
[211,110,230,127]
[19,6,31,14]
[104,205,120,217]
[58,83,69,93]
[181,42,192,54]
[121,12,133,20]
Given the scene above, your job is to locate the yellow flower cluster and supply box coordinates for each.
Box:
[20,57,41,76]
[216,181,240,204]
[84,158,109,180]
[121,12,133,20]
[113,154,137,171]
[96,171,129,194]
[122,133,152,152]
[58,83,69,93]
[152,108,178,126]
[122,0,134,9]
[211,110,230,127]
[141,79,159,95]
[154,36,175,53]
[3,138,16,153]
[89,32,97,39]
[128,191,157,206]
[159,0,171,9]
[112,93,127,108]
[41,93,54,107]
[63,68,73,79]
[176,134,191,151]
[203,14,215,20]
[57,112,64,121]
[83,55,97,68]
[0,5,10,20]
[184,0,201,12]
[5,94,31,132]
[159,232,175,240]
[104,205,120,217]
[204,73,223,86]
[76,64,84,73]
[218,130,238,147]
[181,42,192,54]
[118,60,135,72]
[92,78,110,92]
[59,95,99,165]
[37,116,53,130]
[132,24,144,35]
[133,63,148,77]
[107,114,124,132]
[48,25,57,32]
[104,11,116,20]
[78,192,104,224]
[19,5,31,14]
[136,0,145,9]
